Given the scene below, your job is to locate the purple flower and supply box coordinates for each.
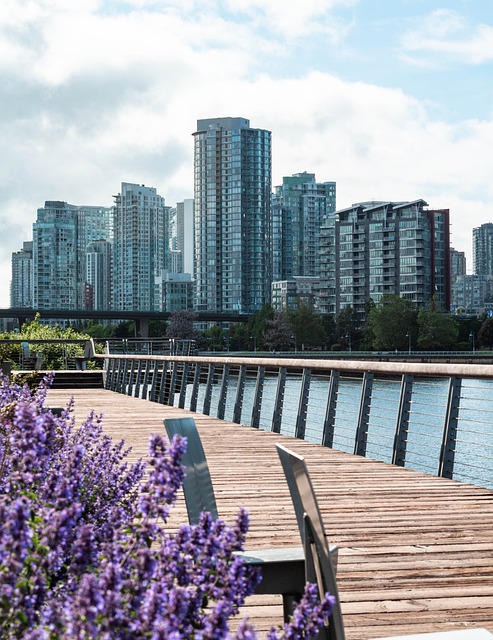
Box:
[0,374,333,640]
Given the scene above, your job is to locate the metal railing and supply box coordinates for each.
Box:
[96,352,493,490]
[0,339,95,371]
[105,338,196,356]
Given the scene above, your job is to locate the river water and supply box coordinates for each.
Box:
[181,373,493,490]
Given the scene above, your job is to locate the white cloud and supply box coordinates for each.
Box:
[223,0,357,40]
[401,9,493,65]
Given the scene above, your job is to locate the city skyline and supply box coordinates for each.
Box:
[1,0,493,306]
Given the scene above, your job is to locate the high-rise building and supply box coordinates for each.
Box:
[473,223,493,276]
[175,199,194,275]
[193,117,272,313]
[112,182,169,311]
[271,276,321,311]
[11,241,33,308]
[450,247,467,283]
[272,172,335,281]
[168,249,183,274]
[32,201,112,309]
[155,271,193,312]
[319,200,451,316]
[86,239,112,310]
[451,274,492,313]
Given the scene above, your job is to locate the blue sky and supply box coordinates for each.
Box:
[1,0,492,306]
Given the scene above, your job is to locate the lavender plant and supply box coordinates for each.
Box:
[0,374,334,639]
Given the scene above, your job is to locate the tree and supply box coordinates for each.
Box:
[368,295,418,351]
[204,324,226,351]
[229,323,252,351]
[289,301,326,350]
[478,316,493,349]
[84,322,117,339]
[321,314,337,348]
[455,314,482,349]
[115,321,135,338]
[417,309,459,350]
[359,299,376,350]
[247,304,275,351]
[148,319,168,337]
[263,312,293,351]
[165,310,201,341]
[336,306,361,350]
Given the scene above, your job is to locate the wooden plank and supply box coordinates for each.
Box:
[47,388,493,639]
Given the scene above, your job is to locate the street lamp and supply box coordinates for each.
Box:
[406,332,411,355]
[346,333,352,353]
[250,335,257,353]
[469,331,476,353]
[291,335,298,353]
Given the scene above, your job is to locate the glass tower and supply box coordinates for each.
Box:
[272,172,336,281]
[86,239,112,310]
[113,182,169,311]
[193,117,272,313]
[32,201,112,310]
[11,241,33,308]
[473,222,493,276]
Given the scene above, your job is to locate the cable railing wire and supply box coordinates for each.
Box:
[97,351,493,490]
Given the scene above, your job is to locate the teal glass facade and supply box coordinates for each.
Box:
[272,172,336,281]
[10,242,33,308]
[473,222,493,276]
[193,118,272,313]
[113,182,169,311]
[33,201,112,310]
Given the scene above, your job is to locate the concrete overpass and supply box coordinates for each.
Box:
[0,308,251,337]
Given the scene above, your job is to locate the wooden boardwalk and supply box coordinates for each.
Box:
[47,387,493,639]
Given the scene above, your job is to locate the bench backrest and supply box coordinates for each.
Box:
[164,417,218,523]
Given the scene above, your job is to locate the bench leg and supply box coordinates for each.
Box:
[282,592,302,622]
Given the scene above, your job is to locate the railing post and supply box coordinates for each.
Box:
[232,365,246,424]
[104,358,114,390]
[108,358,117,391]
[294,368,311,440]
[126,360,136,396]
[178,362,190,409]
[438,376,461,479]
[202,364,215,416]
[140,359,151,400]
[123,360,130,395]
[217,364,229,420]
[149,359,160,403]
[251,366,265,429]
[322,370,339,448]
[116,358,127,393]
[189,364,201,412]
[392,374,414,467]
[272,367,287,433]
[158,361,169,404]
[167,361,178,406]
[354,371,374,457]
[111,357,119,390]
[133,360,143,398]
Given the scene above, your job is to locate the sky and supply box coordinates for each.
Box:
[1,0,493,307]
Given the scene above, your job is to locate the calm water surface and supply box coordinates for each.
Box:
[181,373,493,490]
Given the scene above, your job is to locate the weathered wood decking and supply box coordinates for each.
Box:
[47,387,493,639]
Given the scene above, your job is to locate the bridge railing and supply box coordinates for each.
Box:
[95,352,493,490]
